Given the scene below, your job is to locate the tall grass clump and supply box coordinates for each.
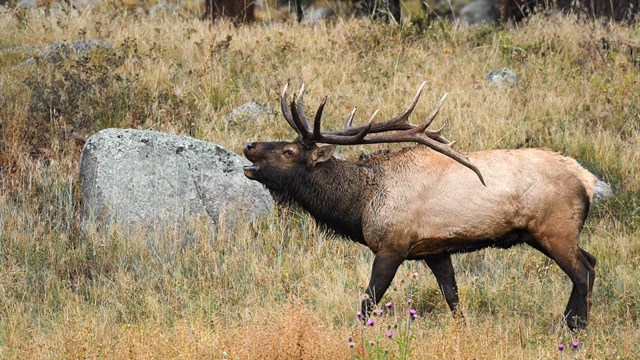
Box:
[0,4,638,359]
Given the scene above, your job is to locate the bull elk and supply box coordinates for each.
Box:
[243,82,600,330]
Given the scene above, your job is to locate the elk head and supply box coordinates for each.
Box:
[243,82,485,187]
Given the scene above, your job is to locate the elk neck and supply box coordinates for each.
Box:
[280,158,377,244]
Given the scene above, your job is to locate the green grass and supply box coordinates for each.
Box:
[0,5,639,359]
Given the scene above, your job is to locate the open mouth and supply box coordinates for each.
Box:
[243,164,258,179]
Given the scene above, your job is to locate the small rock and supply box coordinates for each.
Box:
[17,39,113,67]
[16,0,103,9]
[485,67,520,87]
[225,102,271,123]
[16,0,40,9]
[69,0,104,11]
[303,7,336,24]
[149,2,180,16]
[460,0,499,25]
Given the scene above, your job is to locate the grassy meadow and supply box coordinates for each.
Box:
[0,3,639,359]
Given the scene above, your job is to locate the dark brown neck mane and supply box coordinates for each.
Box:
[268,158,378,243]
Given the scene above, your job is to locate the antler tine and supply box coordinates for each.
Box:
[422,139,485,185]
[367,109,380,125]
[281,84,300,134]
[344,108,357,129]
[420,92,447,131]
[313,96,328,139]
[354,131,485,185]
[328,82,427,137]
[389,80,427,127]
[424,124,452,144]
[417,93,451,145]
[295,85,313,133]
[366,80,427,133]
[290,93,313,140]
[425,141,483,185]
[317,116,374,144]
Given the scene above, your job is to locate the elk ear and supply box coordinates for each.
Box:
[307,144,336,167]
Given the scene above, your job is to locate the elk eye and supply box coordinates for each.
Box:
[283,149,294,157]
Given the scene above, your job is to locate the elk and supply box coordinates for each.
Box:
[242,82,600,330]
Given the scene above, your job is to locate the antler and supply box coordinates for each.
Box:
[280,82,485,185]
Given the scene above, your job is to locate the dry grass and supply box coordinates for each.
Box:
[0,4,639,359]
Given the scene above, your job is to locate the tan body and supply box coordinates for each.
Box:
[364,147,594,258]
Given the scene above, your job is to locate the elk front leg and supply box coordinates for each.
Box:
[361,254,404,317]
[423,253,462,317]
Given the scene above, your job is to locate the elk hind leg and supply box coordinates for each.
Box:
[581,248,597,268]
[423,253,462,317]
[532,235,595,330]
[527,240,596,324]
[557,246,597,328]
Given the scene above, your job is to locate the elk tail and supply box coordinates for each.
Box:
[571,160,612,204]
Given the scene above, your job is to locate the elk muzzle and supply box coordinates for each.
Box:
[242,142,259,179]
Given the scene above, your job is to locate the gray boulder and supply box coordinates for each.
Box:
[485,67,520,87]
[80,128,273,228]
[460,0,500,25]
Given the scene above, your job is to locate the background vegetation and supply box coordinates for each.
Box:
[0,4,638,358]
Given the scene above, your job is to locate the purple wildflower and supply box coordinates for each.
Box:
[409,309,418,320]
[386,330,393,339]
[367,318,375,327]
[374,309,384,316]
[558,344,565,351]
[356,311,363,320]
[571,341,579,350]
[385,302,393,309]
